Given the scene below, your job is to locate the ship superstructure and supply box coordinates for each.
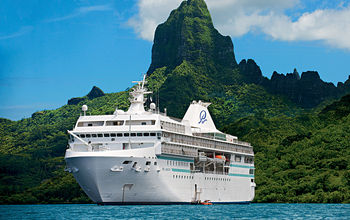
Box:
[65,75,255,204]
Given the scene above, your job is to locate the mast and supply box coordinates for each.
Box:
[126,74,152,115]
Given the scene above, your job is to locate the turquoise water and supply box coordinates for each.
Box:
[0,204,349,219]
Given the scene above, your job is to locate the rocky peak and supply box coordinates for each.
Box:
[239,59,264,84]
[147,0,237,82]
[300,71,321,82]
[68,86,105,105]
[87,86,105,99]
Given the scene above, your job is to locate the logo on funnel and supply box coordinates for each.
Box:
[198,110,207,124]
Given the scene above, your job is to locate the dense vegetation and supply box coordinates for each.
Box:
[224,94,350,203]
[0,0,349,204]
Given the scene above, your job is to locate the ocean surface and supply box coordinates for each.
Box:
[0,203,349,219]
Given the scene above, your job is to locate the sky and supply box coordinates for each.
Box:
[1,0,350,120]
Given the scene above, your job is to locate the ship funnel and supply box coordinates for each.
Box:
[182,101,219,133]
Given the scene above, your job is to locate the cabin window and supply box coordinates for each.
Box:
[97,134,103,137]
[77,121,104,127]
[123,161,132,164]
[132,162,137,168]
[111,133,116,137]
[137,133,142,137]
[154,161,157,165]
[144,133,149,137]
[80,134,86,138]
[117,133,122,137]
[125,120,156,126]
[106,120,124,126]
[245,156,254,164]
[124,133,130,137]
[104,133,110,137]
[249,169,255,175]
[86,134,91,138]
[235,155,241,162]
[131,133,136,137]
[146,161,151,165]
[157,133,161,137]
[92,134,97,138]
[150,133,156,136]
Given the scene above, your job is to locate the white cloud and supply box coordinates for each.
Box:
[128,0,183,41]
[45,4,113,23]
[128,0,350,50]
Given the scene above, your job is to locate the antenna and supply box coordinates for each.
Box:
[141,74,146,89]
[157,88,160,114]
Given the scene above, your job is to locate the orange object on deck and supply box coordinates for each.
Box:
[201,200,213,205]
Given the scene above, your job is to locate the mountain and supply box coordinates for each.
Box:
[68,86,105,105]
[146,0,299,121]
[0,0,349,204]
[239,59,350,108]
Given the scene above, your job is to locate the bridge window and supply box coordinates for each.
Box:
[104,133,110,137]
[144,133,149,137]
[124,133,129,137]
[117,133,122,137]
[110,133,116,137]
[123,161,132,164]
[92,134,97,138]
[77,121,104,127]
[131,133,136,137]
[137,133,142,137]
[106,120,124,126]
[86,134,91,138]
[150,133,156,136]
[97,134,103,137]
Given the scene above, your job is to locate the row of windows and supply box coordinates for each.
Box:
[173,175,194,179]
[205,177,231,182]
[122,161,158,166]
[77,132,161,138]
[166,160,189,167]
[78,120,156,127]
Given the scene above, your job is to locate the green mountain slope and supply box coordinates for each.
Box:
[224,94,350,203]
[146,0,300,120]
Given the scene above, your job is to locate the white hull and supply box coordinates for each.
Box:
[65,148,255,204]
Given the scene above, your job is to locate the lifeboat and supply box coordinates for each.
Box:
[201,200,213,205]
[214,155,226,164]
[215,155,226,160]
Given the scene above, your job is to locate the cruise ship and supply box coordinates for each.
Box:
[65,76,255,205]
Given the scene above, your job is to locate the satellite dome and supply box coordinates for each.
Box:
[150,103,156,110]
[82,105,88,112]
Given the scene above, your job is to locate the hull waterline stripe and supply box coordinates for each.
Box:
[157,155,194,163]
[172,168,191,173]
[98,201,251,205]
[229,173,254,178]
[230,164,255,169]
